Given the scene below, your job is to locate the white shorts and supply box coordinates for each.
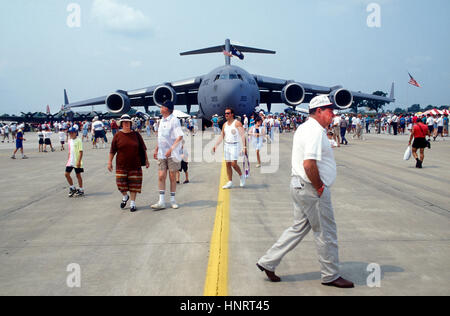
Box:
[252,138,263,151]
[224,143,240,161]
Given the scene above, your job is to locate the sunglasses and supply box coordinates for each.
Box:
[225,112,232,115]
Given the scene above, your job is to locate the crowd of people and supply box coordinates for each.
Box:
[3,107,448,200]
[2,100,448,290]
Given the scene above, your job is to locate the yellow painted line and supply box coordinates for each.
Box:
[204,161,230,296]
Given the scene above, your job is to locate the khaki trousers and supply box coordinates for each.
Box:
[258,176,340,283]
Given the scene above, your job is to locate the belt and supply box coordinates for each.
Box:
[225,142,238,145]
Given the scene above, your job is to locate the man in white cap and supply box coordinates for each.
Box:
[257,95,354,289]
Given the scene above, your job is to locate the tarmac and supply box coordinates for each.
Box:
[0,129,449,296]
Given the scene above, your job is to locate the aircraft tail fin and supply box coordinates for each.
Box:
[180,45,276,56]
[180,45,225,56]
[64,89,69,105]
[389,82,395,101]
[180,39,275,65]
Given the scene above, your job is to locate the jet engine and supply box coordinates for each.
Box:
[153,85,177,107]
[329,88,353,109]
[106,92,131,114]
[281,83,305,107]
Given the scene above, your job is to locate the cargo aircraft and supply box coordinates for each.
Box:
[63,39,395,126]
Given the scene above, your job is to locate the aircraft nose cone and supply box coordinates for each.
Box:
[220,81,245,106]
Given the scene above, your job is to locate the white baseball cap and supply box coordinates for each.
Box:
[309,95,333,110]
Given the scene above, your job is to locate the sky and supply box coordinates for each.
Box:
[0,0,449,115]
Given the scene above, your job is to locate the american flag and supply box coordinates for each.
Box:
[223,50,233,57]
[408,73,421,88]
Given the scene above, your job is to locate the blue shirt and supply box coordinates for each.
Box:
[16,131,23,145]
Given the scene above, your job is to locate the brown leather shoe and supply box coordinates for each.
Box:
[256,263,281,282]
[322,277,354,288]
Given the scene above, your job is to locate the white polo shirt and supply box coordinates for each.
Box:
[92,121,104,132]
[157,114,184,161]
[291,117,337,187]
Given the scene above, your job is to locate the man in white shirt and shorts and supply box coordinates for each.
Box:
[92,117,106,149]
[257,95,354,289]
[151,101,184,210]
[213,108,247,189]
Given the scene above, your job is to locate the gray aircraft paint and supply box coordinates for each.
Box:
[62,39,395,122]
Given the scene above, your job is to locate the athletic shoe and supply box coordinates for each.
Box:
[68,188,77,198]
[222,181,233,190]
[75,190,84,197]
[171,202,179,209]
[22,156,28,159]
[240,175,246,188]
[120,195,129,209]
[255,164,261,168]
[183,180,190,184]
[10,156,16,159]
[151,202,166,210]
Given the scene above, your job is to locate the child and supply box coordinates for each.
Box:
[11,128,28,159]
[43,128,55,152]
[176,141,190,184]
[65,128,84,197]
[37,128,44,152]
[59,128,66,151]
[327,131,338,148]
[249,118,264,168]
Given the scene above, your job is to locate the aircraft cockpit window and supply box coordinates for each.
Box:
[237,74,243,81]
[220,74,228,80]
[229,74,238,80]
[214,75,220,82]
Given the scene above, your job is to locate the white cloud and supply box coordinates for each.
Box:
[91,0,152,35]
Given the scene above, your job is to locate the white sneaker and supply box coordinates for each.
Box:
[151,202,166,210]
[222,181,233,190]
[240,175,246,188]
[255,164,261,168]
[171,202,179,209]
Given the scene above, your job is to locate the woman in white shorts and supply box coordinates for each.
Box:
[213,108,247,189]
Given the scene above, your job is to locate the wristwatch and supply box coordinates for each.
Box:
[317,184,325,196]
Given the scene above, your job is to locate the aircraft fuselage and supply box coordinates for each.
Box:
[197,65,259,119]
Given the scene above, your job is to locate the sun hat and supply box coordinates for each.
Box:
[119,114,132,126]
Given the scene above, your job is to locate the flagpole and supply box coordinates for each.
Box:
[406,81,409,112]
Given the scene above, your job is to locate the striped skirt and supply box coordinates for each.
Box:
[116,169,143,194]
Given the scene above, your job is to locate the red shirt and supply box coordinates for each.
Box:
[110,131,147,171]
[413,123,428,139]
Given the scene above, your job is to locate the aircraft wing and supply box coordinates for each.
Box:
[63,76,204,112]
[65,96,108,109]
[254,75,395,106]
